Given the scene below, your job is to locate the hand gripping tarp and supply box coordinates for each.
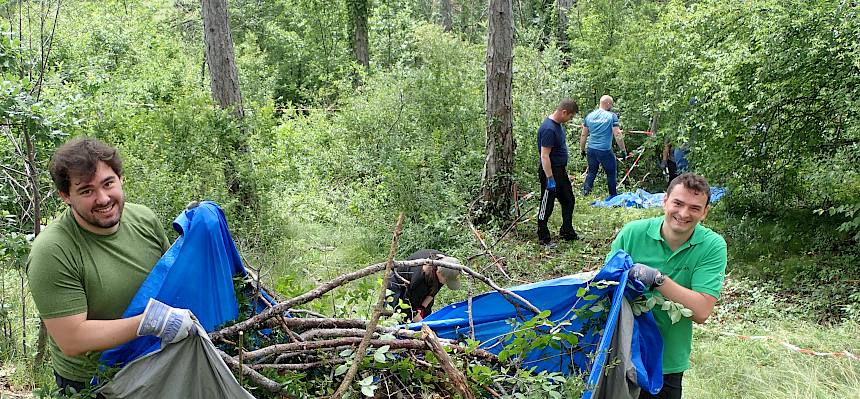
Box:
[414,250,663,398]
[96,201,256,398]
[97,321,254,399]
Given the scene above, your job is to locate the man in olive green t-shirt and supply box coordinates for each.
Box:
[610,173,727,399]
[26,138,197,394]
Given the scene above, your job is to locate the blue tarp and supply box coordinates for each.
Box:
[414,250,663,397]
[100,201,249,367]
[591,187,727,208]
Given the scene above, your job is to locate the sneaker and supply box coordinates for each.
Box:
[561,231,580,241]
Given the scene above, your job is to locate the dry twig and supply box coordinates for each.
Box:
[330,213,405,399]
[422,325,476,399]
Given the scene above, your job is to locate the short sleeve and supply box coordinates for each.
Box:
[690,237,728,299]
[27,242,88,319]
[612,113,619,127]
[538,127,557,148]
[607,224,629,262]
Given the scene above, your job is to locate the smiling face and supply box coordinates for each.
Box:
[661,184,709,240]
[59,161,126,235]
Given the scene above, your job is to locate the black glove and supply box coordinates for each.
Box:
[580,150,587,158]
[630,263,664,288]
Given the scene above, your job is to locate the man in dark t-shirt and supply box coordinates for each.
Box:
[537,99,580,247]
[387,249,462,322]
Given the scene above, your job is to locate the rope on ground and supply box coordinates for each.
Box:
[695,325,860,362]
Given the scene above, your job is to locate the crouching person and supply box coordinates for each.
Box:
[387,249,462,322]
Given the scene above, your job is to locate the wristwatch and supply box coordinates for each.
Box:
[654,272,666,287]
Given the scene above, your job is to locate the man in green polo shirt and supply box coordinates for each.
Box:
[610,173,727,399]
[27,138,198,395]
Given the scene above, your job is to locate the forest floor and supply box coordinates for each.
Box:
[2,191,859,398]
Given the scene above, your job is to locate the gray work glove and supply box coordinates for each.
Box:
[660,160,668,169]
[138,298,198,344]
[629,263,663,288]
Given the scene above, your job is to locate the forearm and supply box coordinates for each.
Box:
[613,135,628,154]
[655,278,716,324]
[48,315,143,356]
[579,129,588,152]
[540,154,553,178]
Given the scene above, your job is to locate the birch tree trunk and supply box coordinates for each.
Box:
[479,0,515,221]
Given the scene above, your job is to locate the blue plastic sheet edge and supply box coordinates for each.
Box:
[592,187,727,208]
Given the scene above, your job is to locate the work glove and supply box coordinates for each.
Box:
[629,263,663,288]
[546,177,557,192]
[660,160,668,169]
[580,150,587,158]
[138,298,198,344]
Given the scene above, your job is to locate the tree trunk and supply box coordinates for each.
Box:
[202,0,256,209]
[23,126,48,364]
[202,0,243,118]
[347,0,369,68]
[479,0,515,222]
[438,0,453,32]
[557,0,575,51]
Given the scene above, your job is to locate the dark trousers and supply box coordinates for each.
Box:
[665,159,678,184]
[537,165,575,243]
[583,148,618,196]
[639,372,683,399]
[55,371,104,398]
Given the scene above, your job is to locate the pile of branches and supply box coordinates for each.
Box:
[209,214,547,399]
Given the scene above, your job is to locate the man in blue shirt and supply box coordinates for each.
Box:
[537,99,580,247]
[579,95,630,196]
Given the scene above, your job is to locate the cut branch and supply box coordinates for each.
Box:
[213,258,541,341]
[468,221,510,278]
[216,348,291,396]
[331,212,405,399]
[238,336,499,364]
[422,325,476,399]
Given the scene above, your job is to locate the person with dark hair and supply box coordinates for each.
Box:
[27,137,197,395]
[537,99,580,247]
[580,95,629,196]
[387,249,462,322]
[611,173,727,399]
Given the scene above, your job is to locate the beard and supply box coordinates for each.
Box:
[73,194,125,230]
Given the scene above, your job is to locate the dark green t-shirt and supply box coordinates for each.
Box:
[27,203,169,382]
[610,216,727,373]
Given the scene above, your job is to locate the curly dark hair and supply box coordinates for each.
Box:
[50,137,123,195]
[667,172,711,204]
